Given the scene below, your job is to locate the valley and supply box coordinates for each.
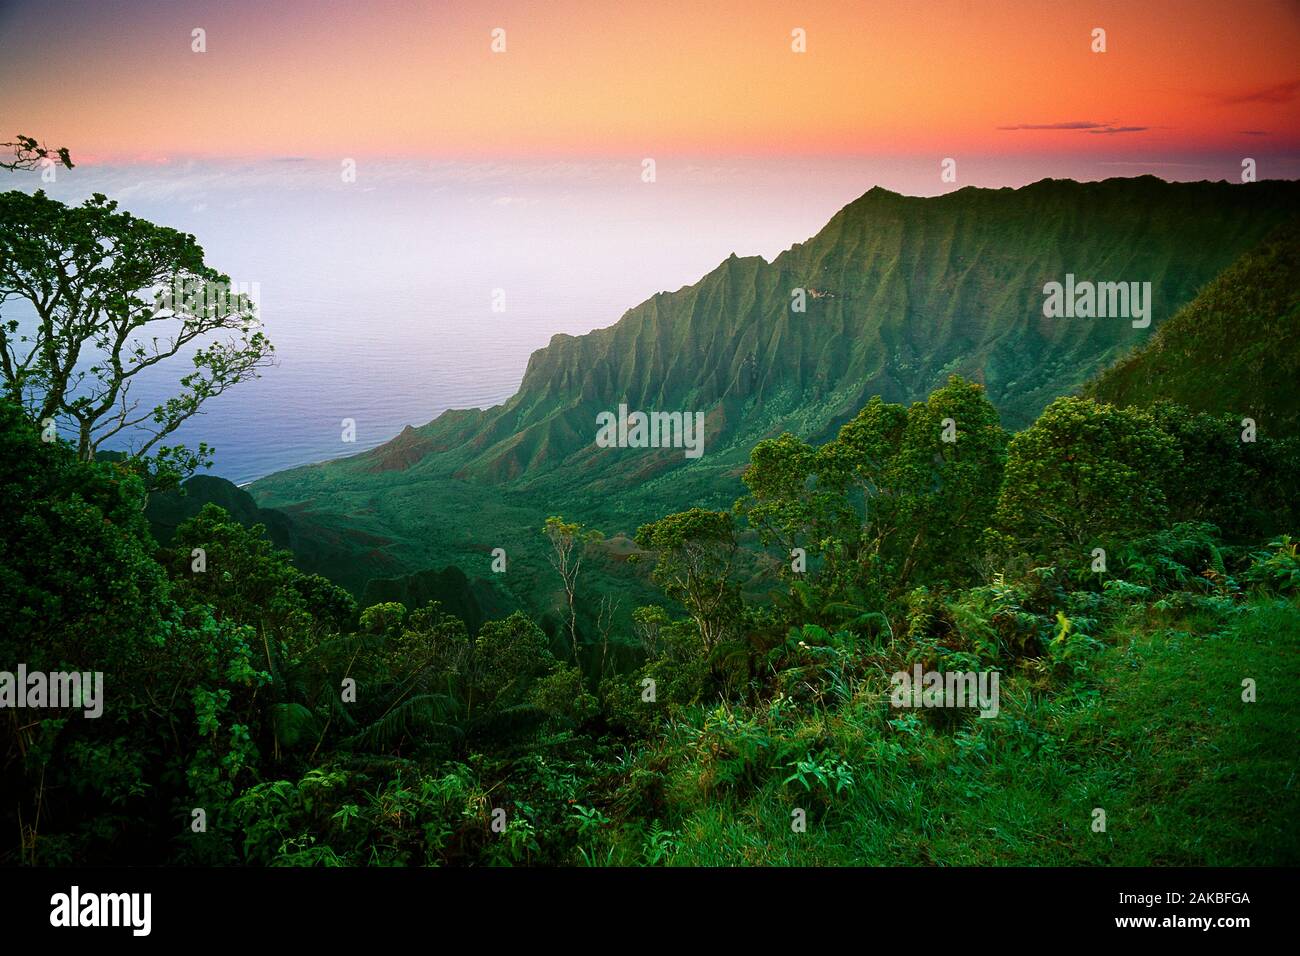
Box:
[243,176,1300,625]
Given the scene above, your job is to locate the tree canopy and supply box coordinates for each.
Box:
[0,190,273,486]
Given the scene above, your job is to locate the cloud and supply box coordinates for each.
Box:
[997,121,1108,130]
[999,121,1151,135]
[1218,80,1300,105]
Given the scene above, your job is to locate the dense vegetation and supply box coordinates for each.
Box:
[3,161,1296,867]
[5,372,1297,865]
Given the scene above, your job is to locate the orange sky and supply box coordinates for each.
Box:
[1,0,1297,161]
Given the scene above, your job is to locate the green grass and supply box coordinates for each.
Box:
[604,597,1300,866]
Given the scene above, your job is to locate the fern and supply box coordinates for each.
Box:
[343,693,459,751]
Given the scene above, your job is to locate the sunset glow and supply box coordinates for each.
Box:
[2,0,1297,162]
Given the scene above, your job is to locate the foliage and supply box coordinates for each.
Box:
[1243,536,1300,595]
[5,372,1297,867]
[739,376,1005,612]
[0,399,267,864]
[634,508,740,652]
[1,133,73,172]
[994,396,1178,560]
[1144,401,1300,541]
[0,190,273,486]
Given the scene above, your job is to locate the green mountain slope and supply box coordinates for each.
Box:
[147,475,295,550]
[146,474,512,624]
[251,176,1300,600]
[1086,220,1300,434]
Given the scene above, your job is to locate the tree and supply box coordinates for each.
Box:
[740,405,895,606]
[473,612,555,709]
[1146,400,1300,542]
[0,190,274,486]
[994,396,1178,559]
[631,604,670,658]
[0,397,267,864]
[886,376,1006,584]
[168,503,305,636]
[634,508,739,652]
[167,503,354,723]
[742,429,853,579]
[0,397,167,669]
[542,515,602,667]
[739,376,1004,600]
[1,134,73,172]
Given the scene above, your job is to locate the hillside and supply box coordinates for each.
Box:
[147,475,296,550]
[1087,220,1300,434]
[145,474,510,624]
[251,176,1300,599]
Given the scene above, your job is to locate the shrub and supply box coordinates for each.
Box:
[1243,535,1300,594]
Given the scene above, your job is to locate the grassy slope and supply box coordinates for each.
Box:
[1088,220,1300,436]
[653,599,1298,866]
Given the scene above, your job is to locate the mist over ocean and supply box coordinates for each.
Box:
[14,153,1288,484]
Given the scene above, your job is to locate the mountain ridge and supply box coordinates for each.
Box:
[249,175,1300,596]
[364,175,1298,483]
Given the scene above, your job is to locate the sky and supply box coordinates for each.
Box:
[1,0,1298,164]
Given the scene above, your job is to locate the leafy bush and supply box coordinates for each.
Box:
[1243,535,1300,594]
